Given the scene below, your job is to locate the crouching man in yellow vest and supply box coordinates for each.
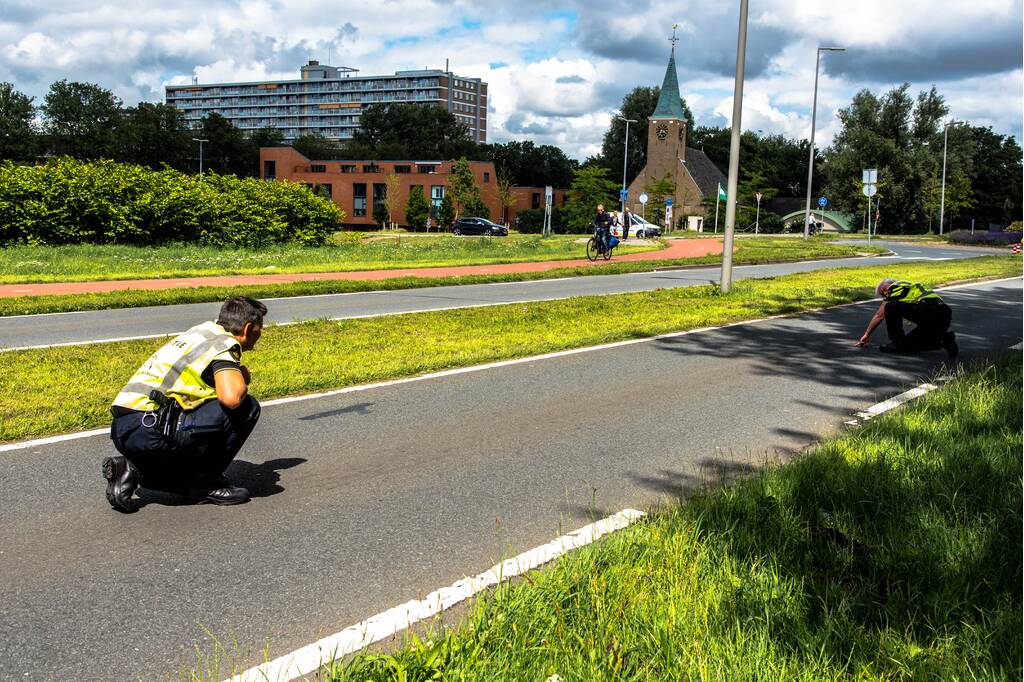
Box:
[102,296,266,512]
[855,278,958,357]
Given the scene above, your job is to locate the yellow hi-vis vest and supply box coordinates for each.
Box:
[112,321,241,412]
[885,281,943,304]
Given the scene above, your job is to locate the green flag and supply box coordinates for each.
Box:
[717,184,727,201]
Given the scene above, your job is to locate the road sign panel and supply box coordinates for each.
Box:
[818,196,828,208]
[862,169,878,184]
[862,184,877,197]
[639,193,649,204]
[619,188,628,201]
[665,197,673,207]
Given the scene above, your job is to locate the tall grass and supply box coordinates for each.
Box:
[330,356,1022,680]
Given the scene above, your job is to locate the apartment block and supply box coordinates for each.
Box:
[261,147,566,228]
[166,61,487,143]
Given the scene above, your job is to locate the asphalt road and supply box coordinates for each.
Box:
[1,278,1019,681]
[0,241,1001,350]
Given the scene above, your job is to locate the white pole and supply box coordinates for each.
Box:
[803,47,844,239]
[714,190,720,234]
[618,117,637,215]
[755,194,761,234]
[939,121,952,235]
[867,194,872,242]
[720,0,748,294]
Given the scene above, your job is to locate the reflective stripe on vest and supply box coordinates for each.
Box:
[112,321,240,412]
[885,281,942,304]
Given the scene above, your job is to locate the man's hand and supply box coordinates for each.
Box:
[854,335,870,348]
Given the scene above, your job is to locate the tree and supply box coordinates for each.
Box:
[464,194,490,220]
[384,172,402,228]
[42,80,122,159]
[0,82,38,162]
[250,126,285,150]
[484,140,577,187]
[292,133,340,161]
[642,172,676,226]
[197,113,257,176]
[405,185,430,231]
[964,126,1022,227]
[598,86,694,184]
[447,157,482,219]
[351,103,481,160]
[438,193,455,230]
[737,169,778,228]
[114,102,191,170]
[564,165,619,231]
[495,170,517,226]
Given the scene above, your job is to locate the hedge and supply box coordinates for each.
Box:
[514,207,573,234]
[947,230,1022,247]
[0,158,345,247]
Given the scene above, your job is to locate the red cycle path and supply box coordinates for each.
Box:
[0,238,723,298]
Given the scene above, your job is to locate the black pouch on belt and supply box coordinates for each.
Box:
[149,389,183,442]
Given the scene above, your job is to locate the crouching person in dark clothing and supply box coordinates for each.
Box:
[102,296,266,512]
[854,278,958,357]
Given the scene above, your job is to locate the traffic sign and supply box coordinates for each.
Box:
[619,188,628,201]
[818,196,828,208]
[862,169,878,184]
[639,193,649,204]
[862,184,877,197]
[665,197,673,207]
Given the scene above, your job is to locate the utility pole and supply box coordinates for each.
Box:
[720,0,748,294]
[939,120,960,235]
[616,116,638,215]
[802,46,845,239]
[192,138,209,177]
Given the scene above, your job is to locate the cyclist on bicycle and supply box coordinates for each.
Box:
[593,204,612,253]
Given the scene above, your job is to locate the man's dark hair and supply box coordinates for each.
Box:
[217,296,267,334]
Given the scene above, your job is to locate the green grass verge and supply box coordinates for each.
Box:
[0,238,887,317]
[327,355,1022,680]
[0,256,1016,444]
[0,234,660,284]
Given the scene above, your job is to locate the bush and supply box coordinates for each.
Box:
[754,212,785,234]
[948,231,1022,247]
[514,207,572,234]
[0,157,345,247]
[1007,221,1022,232]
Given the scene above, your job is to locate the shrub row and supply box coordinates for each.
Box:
[0,158,345,247]
[514,207,575,234]
[947,230,1022,247]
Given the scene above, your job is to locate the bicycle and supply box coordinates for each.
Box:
[586,230,614,261]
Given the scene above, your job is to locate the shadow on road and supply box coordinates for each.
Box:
[298,402,374,421]
[134,457,307,508]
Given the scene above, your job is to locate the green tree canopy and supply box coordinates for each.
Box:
[484,140,577,188]
[114,102,191,171]
[404,185,430,230]
[447,157,482,218]
[642,172,676,226]
[565,165,620,231]
[0,82,37,162]
[350,103,480,160]
[42,80,122,159]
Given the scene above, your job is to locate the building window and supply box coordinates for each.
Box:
[373,183,387,218]
[430,185,445,218]
[353,183,367,217]
[363,164,381,173]
[418,164,437,174]
[483,172,490,183]
[394,165,412,174]
[263,160,276,179]
[339,164,357,173]
[310,164,326,173]
[532,192,540,209]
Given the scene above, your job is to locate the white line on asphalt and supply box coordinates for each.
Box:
[854,383,939,421]
[225,509,646,682]
[1,276,1019,452]
[1011,341,1022,350]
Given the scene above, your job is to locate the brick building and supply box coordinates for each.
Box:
[260,147,567,229]
[167,61,487,143]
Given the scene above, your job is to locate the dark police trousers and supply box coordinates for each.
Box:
[884,299,952,351]
[110,396,261,491]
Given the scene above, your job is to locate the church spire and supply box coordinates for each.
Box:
[651,25,686,121]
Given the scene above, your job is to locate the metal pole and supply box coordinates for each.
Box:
[755,193,761,234]
[720,0,748,294]
[866,194,872,242]
[939,121,951,235]
[714,192,720,233]
[192,138,209,177]
[803,47,844,239]
[617,117,637,215]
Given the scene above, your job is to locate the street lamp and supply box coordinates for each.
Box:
[802,46,845,239]
[720,0,749,294]
[939,119,962,236]
[616,116,638,214]
[192,138,209,177]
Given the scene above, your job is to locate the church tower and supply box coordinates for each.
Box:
[644,36,688,181]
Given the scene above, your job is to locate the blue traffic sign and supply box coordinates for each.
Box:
[818,196,828,208]
[665,197,674,207]
[619,188,628,201]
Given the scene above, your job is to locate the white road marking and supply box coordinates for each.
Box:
[854,383,939,421]
[225,509,646,682]
[1011,341,1022,350]
[1,277,1019,452]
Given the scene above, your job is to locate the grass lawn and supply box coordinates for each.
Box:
[0,256,1016,444]
[0,238,887,317]
[328,354,1022,680]
[0,234,661,284]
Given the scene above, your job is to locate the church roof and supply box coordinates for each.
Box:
[651,47,686,120]
[682,148,727,197]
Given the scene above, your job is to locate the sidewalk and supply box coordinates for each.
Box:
[0,238,723,298]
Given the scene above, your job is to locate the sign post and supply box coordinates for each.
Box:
[638,192,648,221]
[862,169,878,242]
[817,196,828,232]
[664,197,674,232]
[543,186,553,237]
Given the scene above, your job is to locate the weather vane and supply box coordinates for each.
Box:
[669,23,679,49]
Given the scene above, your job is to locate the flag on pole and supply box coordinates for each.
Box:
[717,184,728,201]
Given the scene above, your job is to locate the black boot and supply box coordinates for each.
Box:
[190,476,250,505]
[102,456,140,513]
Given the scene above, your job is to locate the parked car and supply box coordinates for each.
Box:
[612,214,661,239]
[451,217,508,236]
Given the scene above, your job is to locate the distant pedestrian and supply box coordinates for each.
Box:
[855,278,958,357]
[622,206,634,240]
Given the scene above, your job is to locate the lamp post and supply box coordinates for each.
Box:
[616,116,638,214]
[192,138,209,177]
[719,0,749,294]
[802,46,844,239]
[938,120,961,236]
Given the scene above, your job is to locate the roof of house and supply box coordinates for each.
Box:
[682,147,727,197]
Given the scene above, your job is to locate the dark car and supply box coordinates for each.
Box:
[451,217,508,236]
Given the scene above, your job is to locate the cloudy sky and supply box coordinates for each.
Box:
[1,0,1021,159]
